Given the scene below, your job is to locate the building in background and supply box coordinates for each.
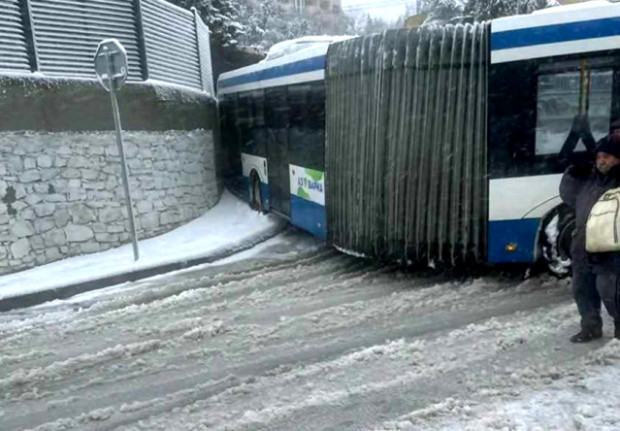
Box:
[404,12,426,28]
[280,0,343,14]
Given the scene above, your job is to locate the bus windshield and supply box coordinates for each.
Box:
[536,67,613,156]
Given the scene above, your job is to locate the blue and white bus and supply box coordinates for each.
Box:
[218,1,620,273]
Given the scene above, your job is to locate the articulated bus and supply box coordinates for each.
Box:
[218,1,620,273]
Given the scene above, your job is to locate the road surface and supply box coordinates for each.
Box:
[1,230,619,431]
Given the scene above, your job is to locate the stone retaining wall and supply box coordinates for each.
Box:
[0,130,218,274]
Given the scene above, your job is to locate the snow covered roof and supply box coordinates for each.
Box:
[491,0,620,64]
[217,35,354,96]
[262,36,350,62]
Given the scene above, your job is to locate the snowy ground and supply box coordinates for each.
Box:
[1,229,619,431]
[0,190,282,300]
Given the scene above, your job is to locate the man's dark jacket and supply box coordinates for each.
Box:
[560,164,620,273]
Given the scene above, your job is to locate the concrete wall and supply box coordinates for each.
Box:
[0,76,220,275]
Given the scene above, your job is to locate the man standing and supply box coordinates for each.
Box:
[560,133,620,343]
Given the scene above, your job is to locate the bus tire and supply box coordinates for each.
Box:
[250,171,263,213]
[540,205,574,277]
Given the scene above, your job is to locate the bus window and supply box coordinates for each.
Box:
[264,86,291,215]
[236,91,252,150]
[220,95,242,178]
[487,60,537,179]
[308,81,326,130]
[307,82,326,170]
[289,82,326,171]
[288,83,311,128]
[535,69,613,156]
[249,90,267,156]
[237,90,267,156]
[265,86,289,129]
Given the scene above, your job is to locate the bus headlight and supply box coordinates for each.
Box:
[505,243,518,252]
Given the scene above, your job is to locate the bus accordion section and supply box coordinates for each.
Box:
[325,24,490,266]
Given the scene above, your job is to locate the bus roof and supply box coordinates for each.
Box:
[491,0,620,64]
[263,36,346,62]
[217,36,352,96]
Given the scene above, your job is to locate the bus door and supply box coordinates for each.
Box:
[288,82,327,239]
[265,86,291,216]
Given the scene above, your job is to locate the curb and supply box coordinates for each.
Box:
[0,221,287,313]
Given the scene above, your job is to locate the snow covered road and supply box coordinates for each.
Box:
[1,230,620,431]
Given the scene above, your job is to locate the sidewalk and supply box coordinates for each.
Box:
[0,190,286,312]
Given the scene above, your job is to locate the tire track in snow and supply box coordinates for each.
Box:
[0,232,595,431]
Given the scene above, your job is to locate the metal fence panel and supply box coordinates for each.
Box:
[0,0,31,72]
[0,0,214,93]
[29,0,142,80]
[141,0,201,89]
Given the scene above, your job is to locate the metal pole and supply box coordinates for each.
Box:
[20,0,39,72]
[105,50,140,261]
[191,7,206,92]
[579,59,585,115]
[585,66,591,115]
[134,0,150,81]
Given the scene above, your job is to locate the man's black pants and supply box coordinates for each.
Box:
[573,267,620,330]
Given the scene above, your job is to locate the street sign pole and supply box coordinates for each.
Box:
[95,40,139,261]
[106,52,139,262]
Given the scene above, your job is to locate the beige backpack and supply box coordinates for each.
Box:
[586,187,620,253]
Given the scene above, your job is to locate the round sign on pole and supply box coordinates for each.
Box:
[94,39,128,92]
[94,38,139,261]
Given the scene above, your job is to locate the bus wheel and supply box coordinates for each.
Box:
[250,173,263,212]
[540,206,574,277]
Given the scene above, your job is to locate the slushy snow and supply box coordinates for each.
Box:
[1,236,619,430]
[0,190,281,300]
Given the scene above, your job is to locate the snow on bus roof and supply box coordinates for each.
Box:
[218,36,352,84]
[263,36,346,62]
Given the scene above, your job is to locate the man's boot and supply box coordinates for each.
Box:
[570,327,603,343]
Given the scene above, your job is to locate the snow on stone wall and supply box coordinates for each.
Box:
[0,130,219,275]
